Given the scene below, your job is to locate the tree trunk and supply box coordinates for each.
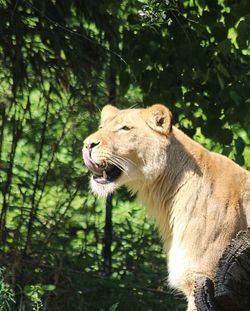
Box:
[194,229,250,311]
[102,32,117,276]
[214,229,250,311]
[103,194,113,276]
[194,277,220,311]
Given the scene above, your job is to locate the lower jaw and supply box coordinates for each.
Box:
[92,168,123,185]
[93,177,112,184]
[90,177,119,197]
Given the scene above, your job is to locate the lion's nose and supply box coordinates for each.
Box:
[84,140,100,151]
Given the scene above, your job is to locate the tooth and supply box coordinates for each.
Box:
[103,170,107,179]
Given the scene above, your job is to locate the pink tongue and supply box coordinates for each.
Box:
[82,148,103,175]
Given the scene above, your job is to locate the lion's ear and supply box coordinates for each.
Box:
[141,104,172,135]
[100,105,119,124]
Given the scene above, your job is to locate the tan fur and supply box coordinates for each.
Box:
[83,104,250,311]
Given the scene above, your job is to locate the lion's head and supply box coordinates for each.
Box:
[83,104,173,196]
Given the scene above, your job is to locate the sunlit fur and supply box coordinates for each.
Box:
[83,104,250,311]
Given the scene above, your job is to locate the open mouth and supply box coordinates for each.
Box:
[92,164,122,184]
[83,148,122,184]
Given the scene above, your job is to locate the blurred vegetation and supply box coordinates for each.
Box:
[0,0,249,310]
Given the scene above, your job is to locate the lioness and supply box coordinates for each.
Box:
[83,104,250,311]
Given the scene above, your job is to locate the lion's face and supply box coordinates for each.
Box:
[83,104,172,196]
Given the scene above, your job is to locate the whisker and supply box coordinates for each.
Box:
[107,158,126,172]
[107,158,129,177]
[93,150,128,174]
[112,154,136,167]
[128,103,140,109]
[98,150,137,168]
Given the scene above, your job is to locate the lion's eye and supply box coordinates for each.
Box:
[120,125,130,131]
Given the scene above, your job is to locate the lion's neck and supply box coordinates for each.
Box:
[137,127,206,251]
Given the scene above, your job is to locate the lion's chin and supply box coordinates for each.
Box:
[90,174,122,197]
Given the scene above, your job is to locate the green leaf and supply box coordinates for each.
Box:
[217,63,230,79]
[109,303,119,311]
[217,73,225,89]
[43,284,56,292]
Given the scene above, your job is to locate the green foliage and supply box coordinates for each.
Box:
[108,303,119,311]
[24,285,43,311]
[0,268,15,311]
[0,0,249,310]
